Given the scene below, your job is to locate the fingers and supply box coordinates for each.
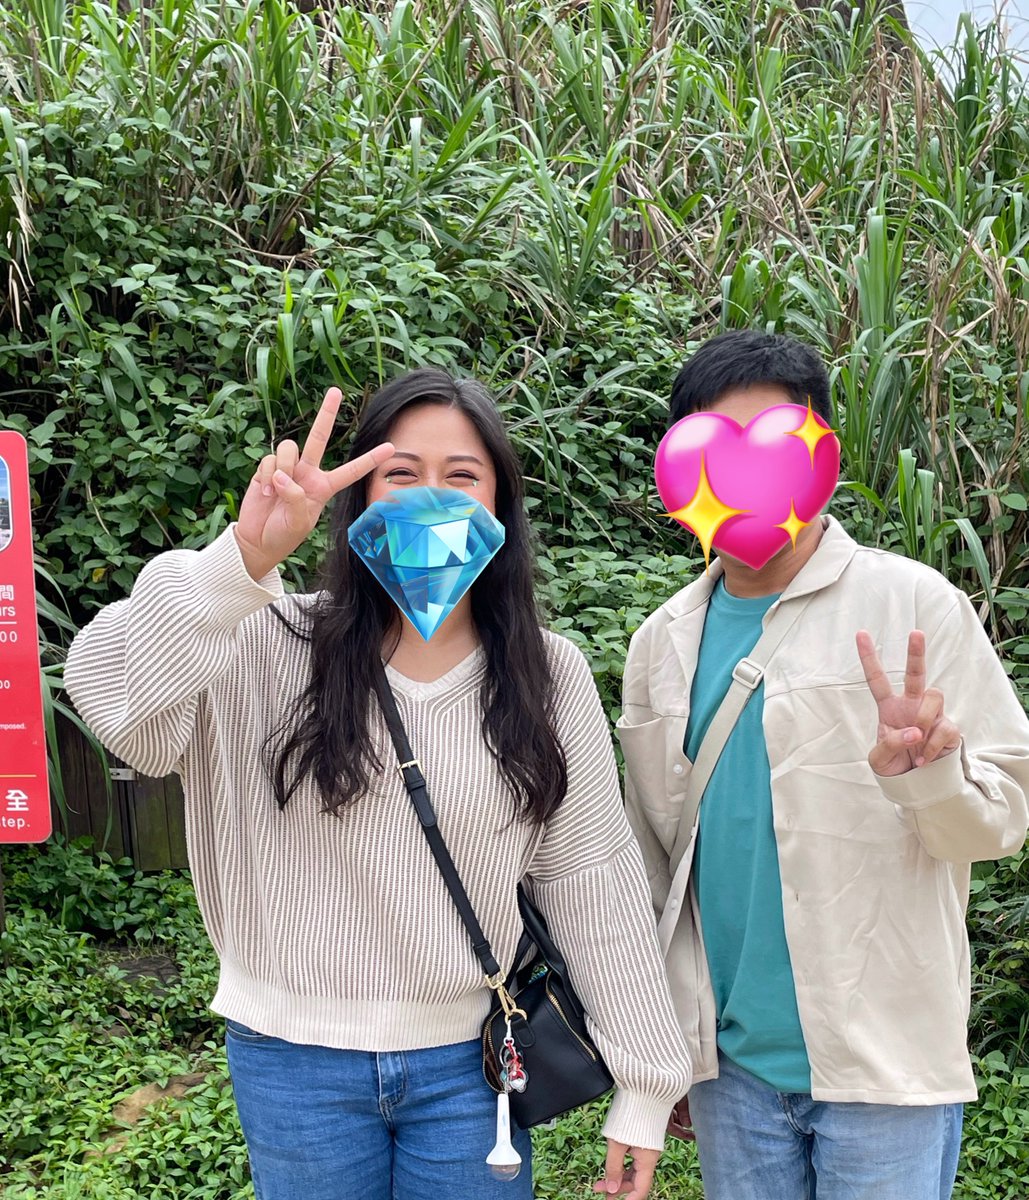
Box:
[270,467,308,512]
[325,442,396,497]
[257,453,277,497]
[300,387,343,468]
[903,630,927,700]
[666,1119,696,1143]
[916,716,961,766]
[868,724,921,775]
[855,630,893,704]
[858,629,928,704]
[276,438,299,477]
[593,1141,632,1196]
[911,686,944,744]
[666,1095,695,1142]
[624,1149,659,1200]
[869,713,961,773]
[593,1143,660,1199]
[257,441,299,497]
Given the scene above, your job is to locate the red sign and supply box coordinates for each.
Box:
[0,431,51,843]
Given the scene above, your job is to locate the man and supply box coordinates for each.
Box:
[618,330,1029,1200]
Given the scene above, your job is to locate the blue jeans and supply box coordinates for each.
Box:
[225,1022,533,1200]
[688,1053,963,1200]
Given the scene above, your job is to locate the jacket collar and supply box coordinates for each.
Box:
[664,514,860,634]
[777,514,859,602]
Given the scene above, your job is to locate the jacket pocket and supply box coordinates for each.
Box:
[617,713,691,854]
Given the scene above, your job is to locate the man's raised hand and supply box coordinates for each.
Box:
[856,630,961,777]
[234,387,394,581]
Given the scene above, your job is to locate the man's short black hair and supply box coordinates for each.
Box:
[669,330,832,427]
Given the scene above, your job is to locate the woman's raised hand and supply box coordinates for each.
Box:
[233,387,394,581]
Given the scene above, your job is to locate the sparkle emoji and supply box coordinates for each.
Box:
[775,498,809,551]
[654,403,840,570]
[786,401,835,467]
[663,453,746,570]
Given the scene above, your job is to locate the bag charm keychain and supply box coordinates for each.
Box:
[487,1014,525,1180]
[500,1016,528,1093]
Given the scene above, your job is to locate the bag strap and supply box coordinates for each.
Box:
[372,663,505,984]
[666,590,816,879]
[517,889,567,978]
[516,889,583,1012]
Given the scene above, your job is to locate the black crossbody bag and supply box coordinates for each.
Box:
[373,665,614,1129]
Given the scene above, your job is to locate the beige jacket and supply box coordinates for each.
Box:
[618,516,1029,1105]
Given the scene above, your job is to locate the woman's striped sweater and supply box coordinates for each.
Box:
[65,527,691,1150]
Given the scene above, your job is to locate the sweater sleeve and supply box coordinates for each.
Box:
[64,527,284,777]
[874,589,1029,862]
[526,635,691,1151]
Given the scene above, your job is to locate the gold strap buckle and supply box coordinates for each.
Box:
[486,974,527,1022]
[396,758,420,776]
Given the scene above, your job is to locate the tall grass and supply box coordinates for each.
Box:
[0,0,1026,627]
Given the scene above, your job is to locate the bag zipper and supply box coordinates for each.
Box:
[483,1022,503,1091]
[545,982,598,1061]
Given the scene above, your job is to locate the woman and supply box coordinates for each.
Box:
[66,368,691,1200]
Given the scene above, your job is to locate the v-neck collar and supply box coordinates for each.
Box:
[383,646,486,700]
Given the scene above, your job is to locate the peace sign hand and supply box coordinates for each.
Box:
[856,630,962,777]
[233,387,394,581]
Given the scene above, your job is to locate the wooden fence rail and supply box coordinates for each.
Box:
[54,715,188,871]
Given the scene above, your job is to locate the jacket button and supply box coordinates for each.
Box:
[673,764,684,775]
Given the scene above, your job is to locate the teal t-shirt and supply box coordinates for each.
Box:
[685,577,811,1093]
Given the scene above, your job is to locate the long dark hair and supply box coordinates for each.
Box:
[267,367,568,824]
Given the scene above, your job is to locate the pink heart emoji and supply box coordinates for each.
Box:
[654,404,840,569]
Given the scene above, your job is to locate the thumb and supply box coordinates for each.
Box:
[868,725,921,774]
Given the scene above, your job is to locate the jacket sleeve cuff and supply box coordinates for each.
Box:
[601,1088,674,1153]
[185,525,284,626]
[875,742,967,811]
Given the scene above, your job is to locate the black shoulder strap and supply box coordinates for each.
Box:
[372,662,503,982]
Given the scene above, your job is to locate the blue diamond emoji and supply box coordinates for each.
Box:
[348,487,506,640]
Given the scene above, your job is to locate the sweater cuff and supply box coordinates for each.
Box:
[875,742,967,811]
[601,1088,674,1153]
[185,525,284,625]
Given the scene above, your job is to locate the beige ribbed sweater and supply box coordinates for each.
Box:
[65,527,691,1150]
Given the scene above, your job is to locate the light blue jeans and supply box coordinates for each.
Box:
[688,1053,963,1200]
[225,1021,533,1200]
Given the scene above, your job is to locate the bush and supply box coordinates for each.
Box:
[2,0,1027,637]
[956,1054,1029,1200]
[4,838,1029,1198]
[968,850,1029,1068]
[0,841,698,1198]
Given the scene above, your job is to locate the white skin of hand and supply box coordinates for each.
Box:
[856,629,962,776]
[592,1140,661,1200]
[233,387,394,581]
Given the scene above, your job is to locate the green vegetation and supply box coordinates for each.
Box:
[2,0,1026,651]
[0,0,1027,1194]
[0,838,1025,1197]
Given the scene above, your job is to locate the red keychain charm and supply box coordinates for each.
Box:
[500,1019,528,1093]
